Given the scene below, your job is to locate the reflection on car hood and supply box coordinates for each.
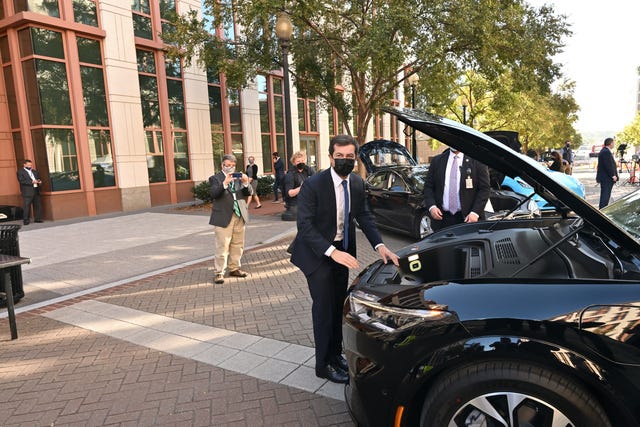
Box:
[383,107,637,249]
[359,139,417,173]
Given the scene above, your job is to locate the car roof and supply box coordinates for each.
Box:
[383,107,638,250]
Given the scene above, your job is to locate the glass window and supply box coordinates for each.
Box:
[231,134,243,166]
[160,0,175,19]
[13,0,60,17]
[297,99,305,131]
[211,132,224,172]
[19,28,64,59]
[132,0,152,39]
[228,88,242,133]
[73,0,98,26]
[0,36,10,63]
[208,85,223,129]
[139,75,161,128]
[173,132,190,180]
[89,130,115,187]
[274,94,284,133]
[308,100,317,132]
[165,58,181,78]
[77,37,101,65]
[261,135,272,172]
[3,67,20,129]
[80,66,108,127]
[22,58,72,125]
[166,79,185,129]
[146,131,166,183]
[32,128,80,191]
[136,49,156,73]
[12,132,25,166]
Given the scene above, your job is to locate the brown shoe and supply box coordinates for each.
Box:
[229,269,248,278]
[214,273,225,284]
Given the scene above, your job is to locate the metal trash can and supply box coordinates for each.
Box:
[0,225,24,306]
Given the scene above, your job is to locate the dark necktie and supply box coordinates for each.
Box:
[448,155,460,214]
[341,180,349,250]
[228,182,241,217]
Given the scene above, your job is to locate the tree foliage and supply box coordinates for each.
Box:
[165,0,571,148]
[617,113,640,148]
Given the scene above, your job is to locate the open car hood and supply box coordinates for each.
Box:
[383,107,638,249]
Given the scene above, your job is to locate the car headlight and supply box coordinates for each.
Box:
[348,290,452,333]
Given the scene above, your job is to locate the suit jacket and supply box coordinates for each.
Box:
[290,169,383,276]
[274,157,285,178]
[424,149,490,219]
[17,168,41,197]
[596,147,618,184]
[246,163,258,179]
[208,172,252,227]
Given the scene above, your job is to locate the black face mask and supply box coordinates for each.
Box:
[333,158,355,177]
[296,162,306,171]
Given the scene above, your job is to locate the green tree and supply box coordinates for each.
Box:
[617,113,640,148]
[165,0,570,148]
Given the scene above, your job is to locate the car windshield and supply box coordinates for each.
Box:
[601,189,640,239]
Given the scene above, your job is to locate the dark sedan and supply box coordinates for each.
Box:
[344,109,640,427]
[360,140,538,239]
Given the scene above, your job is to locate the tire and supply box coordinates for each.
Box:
[419,360,611,427]
[414,212,433,240]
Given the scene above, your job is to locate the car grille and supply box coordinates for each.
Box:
[494,237,520,264]
[469,247,483,277]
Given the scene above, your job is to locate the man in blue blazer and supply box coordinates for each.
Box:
[424,148,490,232]
[596,137,618,208]
[209,154,253,284]
[290,135,399,383]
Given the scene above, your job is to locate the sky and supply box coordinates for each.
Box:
[528,1,640,135]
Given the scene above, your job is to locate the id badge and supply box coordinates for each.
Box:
[465,178,473,189]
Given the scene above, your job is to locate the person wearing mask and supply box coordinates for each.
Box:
[282,151,314,220]
[245,156,261,209]
[596,137,618,209]
[562,140,574,174]
[290,135,399,384]
[17,159,43,225]
[423,147,490,232]
[272,152,285,203]
[209,154,253,284]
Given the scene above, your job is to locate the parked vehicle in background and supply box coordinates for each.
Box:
[359,140,538,239]
[344,109,640,427]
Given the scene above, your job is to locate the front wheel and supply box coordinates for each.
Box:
[413,211,433,240]
[419,360,611,427]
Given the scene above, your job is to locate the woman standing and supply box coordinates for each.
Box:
[246,156,262,208]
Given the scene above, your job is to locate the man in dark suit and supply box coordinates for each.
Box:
[16,159,43,225]
[290,135,399,384]
[272,152,285,202]
[209,154,253,284]
[596,137,618,209]
[424,148,490,232]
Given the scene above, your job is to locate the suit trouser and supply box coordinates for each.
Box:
[213,215,246,273]
[22,192,42,222]
[599,180,614,209]
[430,211,463,232]
[305,252,349,371]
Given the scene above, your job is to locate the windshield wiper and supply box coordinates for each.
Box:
[483,192,536,233]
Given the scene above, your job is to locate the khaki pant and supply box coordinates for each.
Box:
[214,215,246,273]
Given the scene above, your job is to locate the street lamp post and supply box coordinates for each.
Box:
[461,98,468,126]
[407,73,419,161]
[276,13,294,169]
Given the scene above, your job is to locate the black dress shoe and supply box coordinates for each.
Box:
[23,221,30,225]
[316,364,349,384]
[331,355,348,372]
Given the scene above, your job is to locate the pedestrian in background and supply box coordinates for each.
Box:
[209,154,253,284]
[272,152,285,203]
[562,140,574,174]
[290,135,399,384]
[423,147,490,232]
[282,151,314,220]
[596,137,618,209]
[245,156,261,209]
[549,151,564,172]
[17,159,43,225]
